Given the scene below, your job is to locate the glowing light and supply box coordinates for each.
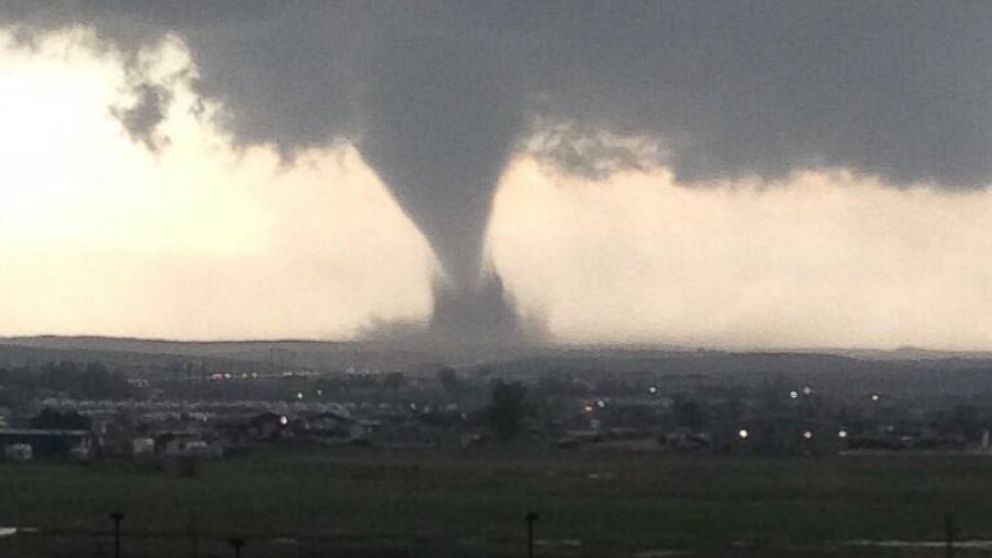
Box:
[296,392,303,400]
[802,386,812,396]
[789,391,799,399]
[871,393,880,402]
[596,400,606,409]
[317,389,323,396]
[279,415,288,426]
[803,430,813,440]
[648,386,658,395]
[584,404,594,413]
[738,429,749,439]
[838,430,848,439]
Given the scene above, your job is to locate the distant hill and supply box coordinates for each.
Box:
[4,335,990,359]
[2,335,991,380]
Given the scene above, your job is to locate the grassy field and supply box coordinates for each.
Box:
[2,447,992,557]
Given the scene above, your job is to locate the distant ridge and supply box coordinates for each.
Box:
[2,335,991,361]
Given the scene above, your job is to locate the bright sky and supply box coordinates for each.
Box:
[2,29,991,349]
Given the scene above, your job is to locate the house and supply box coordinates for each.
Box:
[298,411,372,441]
[248,412,292,441]
[132,437,155,456]
[0,429,91,459]
[3,443,32,462]
[662,428,712,451]
[154,431,223,459]
[207,414,257,449]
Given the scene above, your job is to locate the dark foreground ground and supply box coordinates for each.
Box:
[2,447,992,557]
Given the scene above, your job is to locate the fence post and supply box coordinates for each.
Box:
[945,511,954,558]
[525,512,539,558]
[189,513,198,558]
[109,511,124,558]
[229,536,246,558]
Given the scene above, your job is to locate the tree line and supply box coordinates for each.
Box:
[0,360,133,405]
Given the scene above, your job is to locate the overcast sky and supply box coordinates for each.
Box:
[1,3,991,349]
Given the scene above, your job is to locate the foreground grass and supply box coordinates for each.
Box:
[1,446,991,556]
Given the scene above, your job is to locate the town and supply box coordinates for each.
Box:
[3,338,992,466]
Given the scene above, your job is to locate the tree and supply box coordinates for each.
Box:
[674,398,707,430]
[383,372,406,392]
[32,360,132,400]
[947,404,982,441]
[487,380,527,441]
[436,367,460,396]
[30,408,91,430]
[79,362,130,399]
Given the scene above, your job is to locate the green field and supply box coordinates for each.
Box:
[2,447,992,557]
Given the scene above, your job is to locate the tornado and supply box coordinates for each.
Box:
[358,38,528,344]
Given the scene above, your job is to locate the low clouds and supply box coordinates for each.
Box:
[526,120,668,180]
[111,81,171,150]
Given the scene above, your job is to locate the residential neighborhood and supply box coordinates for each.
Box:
[3,343,992,467]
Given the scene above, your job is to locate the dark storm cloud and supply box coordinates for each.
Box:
[4,1,990,188]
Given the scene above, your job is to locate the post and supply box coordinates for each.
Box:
[189,513,198,558]
[229,537,246,558]
[945,512,954,558]
[525,512,539,558]
[109,512,124,558]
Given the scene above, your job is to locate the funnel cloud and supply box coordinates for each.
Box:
[357,38,529,342]
[359,38,520,293]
